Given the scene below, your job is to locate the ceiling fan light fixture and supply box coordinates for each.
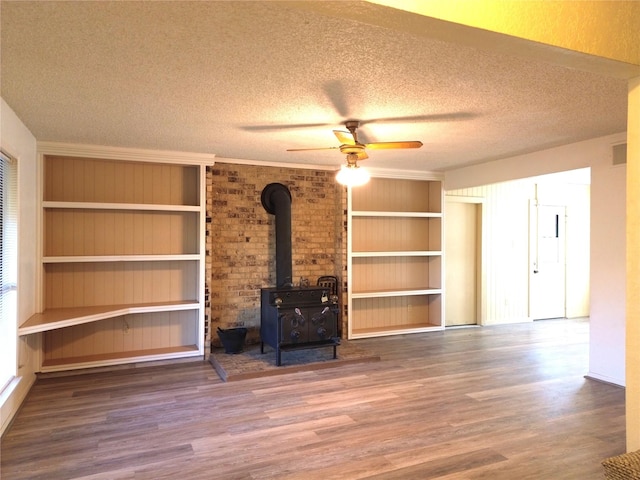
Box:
[336,163,370,187]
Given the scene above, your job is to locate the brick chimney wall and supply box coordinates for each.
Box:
[205,163,346,349]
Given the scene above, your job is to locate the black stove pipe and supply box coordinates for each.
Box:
[261,183,293,288]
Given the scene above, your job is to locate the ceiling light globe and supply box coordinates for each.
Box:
[336,164,370,187]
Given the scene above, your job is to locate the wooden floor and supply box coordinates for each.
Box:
[1,318,626,479]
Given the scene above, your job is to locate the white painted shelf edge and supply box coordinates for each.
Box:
[351,211,442,217]
[19,301,201,335]
[351,289,442,299]
[39,347,203,373]
[43,201,201,212]
[349,325,444,339]
[351,251,442,257]
[43,254,201,263]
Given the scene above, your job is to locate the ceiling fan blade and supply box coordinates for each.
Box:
[361,112,477,125]
[365,141,423,150]
[286,147,340,152]
[242,122,332,132]
[333,130,355,145]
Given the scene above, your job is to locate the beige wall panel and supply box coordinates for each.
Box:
[352,217,432,251]
[133,163,146,204]
[429,182,443,213]
[351,257,434,292]
[111,211,125,255]
[44,210,199,256]
[428,218,442,250]
[82,159,96,203]
[63,157,77,202]
[122,212,135,254]
[82,212,95,257]
[93,160,107,202]
[44,156,200,206]
[429,256,442,289]
[131,212,145,254]
[42,329,61,360]
[43,261,198,308]
[113,161,127,202]
[182,166,199,206]
[351,295,437,332]
[352,178,440,212]
[72,157,85,202]
[43,311,198,362]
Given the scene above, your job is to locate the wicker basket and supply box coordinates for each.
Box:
[603,450,640,479]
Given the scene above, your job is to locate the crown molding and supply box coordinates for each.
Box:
[213,156,338,171]
[36,142,217,165]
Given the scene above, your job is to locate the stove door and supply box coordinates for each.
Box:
[308,305,336,342]
[279,308,309,344]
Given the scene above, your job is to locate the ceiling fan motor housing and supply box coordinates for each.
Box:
[340,144,365,154]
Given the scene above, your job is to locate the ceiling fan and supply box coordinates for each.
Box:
[286,120,423,186]
[286,120,423,160]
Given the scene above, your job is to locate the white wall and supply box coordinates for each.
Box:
[0,98,39,436]
[446,132,627,386]
[589,162,626,385]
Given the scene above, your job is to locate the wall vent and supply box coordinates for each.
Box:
[612,143,627,165]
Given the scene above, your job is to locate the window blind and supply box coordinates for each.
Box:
[0,150,18,392]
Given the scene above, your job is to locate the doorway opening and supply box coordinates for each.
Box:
[444,168,590,327]
[445,197,482,327]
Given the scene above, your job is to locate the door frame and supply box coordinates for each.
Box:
[444,195,486,326]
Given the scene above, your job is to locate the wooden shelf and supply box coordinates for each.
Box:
[352,211,442,218]
[351,288,442,299]
[350,323,442,339]
[40,345,201,372]
[19,301,200,335]
[351,251,441,257]
[43,201,201,212]
[43,254,201,263]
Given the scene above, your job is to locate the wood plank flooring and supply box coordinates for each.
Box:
[0,318,625,479]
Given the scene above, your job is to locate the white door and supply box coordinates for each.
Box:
[529,203,566,319]
[445,200,480,326]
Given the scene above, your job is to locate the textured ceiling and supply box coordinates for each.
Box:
[0,1,630,173]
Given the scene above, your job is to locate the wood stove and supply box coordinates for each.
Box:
[260,182,340,366]
[260,286,339,366]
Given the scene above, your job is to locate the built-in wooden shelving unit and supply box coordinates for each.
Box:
[347,175,444,339]
[20,143,214,372]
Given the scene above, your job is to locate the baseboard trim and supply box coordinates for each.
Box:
[584,373,625,388]
[1,373,37,437]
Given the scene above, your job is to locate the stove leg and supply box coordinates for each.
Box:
[261,342,264,354]
[276,347,282,366]
[333,345,337,359]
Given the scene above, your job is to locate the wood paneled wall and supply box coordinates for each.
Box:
[351,295,440,334]
[351,257,440,292]
[44,156,199,205]
[43,261,198,309]
[44,210,198,256]
[43,310,198,365]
